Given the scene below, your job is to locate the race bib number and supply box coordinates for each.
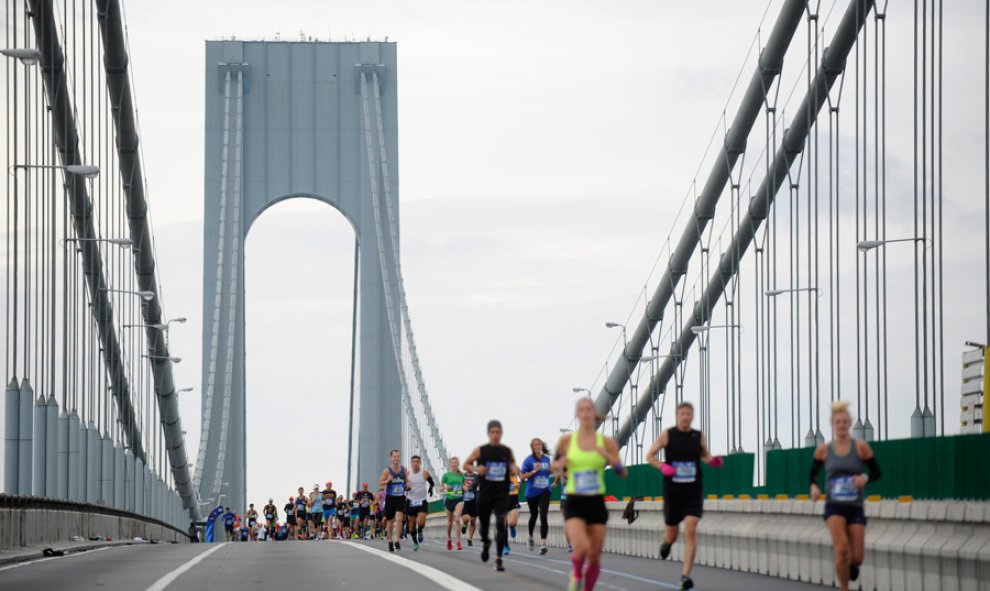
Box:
[533,475,550,490]
[828,476,858,503]
[672,461,697,484]
[486,462,507,482]
[410,500,423,507]
[464,490,475,501]
[387,482,405,496]
[451,484,462,494]
[573,470,600,494]
[265,513,274,520]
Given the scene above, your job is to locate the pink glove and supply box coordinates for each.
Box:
[708,456,724,468]
[660,463,677,477]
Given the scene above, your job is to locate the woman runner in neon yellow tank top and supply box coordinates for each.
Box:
[553,397,626,591]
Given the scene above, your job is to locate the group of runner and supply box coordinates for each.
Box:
[387,396,879,591]
[220,396,880,591]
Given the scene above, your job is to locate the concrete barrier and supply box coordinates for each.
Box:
[421,499,990,590]
[0,495,188,548]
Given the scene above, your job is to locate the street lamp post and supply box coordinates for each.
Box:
[857,236,931,438]
[143,355,181,364]
[0,48,42,65]
[11,163,101,178]
[101,288,155,302]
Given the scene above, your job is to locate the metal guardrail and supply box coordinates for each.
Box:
[0,494,188,538]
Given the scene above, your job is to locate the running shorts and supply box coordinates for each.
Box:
[286,515,297,526]
[562,495,608,525]
[297,510,307,522]
[507,496,521,511]
[405,500,427,515]
[823,503,867,525]
[360,507,370,521]
[444,497,463,513]
[461,500,478,518]
[384,496,406,520]
[663,495,703,526]
[310,511,323,523]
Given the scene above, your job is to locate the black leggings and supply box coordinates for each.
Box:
[477,493,508,556]
[526,490,551,539]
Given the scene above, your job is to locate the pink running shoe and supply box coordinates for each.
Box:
[447,539,453,551]
[456,540,463,551]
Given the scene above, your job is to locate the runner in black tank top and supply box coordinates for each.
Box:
[464,419,516,573]
[378,449,408,552]
[646,401,724,591]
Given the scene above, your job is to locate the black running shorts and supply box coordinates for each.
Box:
[562,495,608,525]
[461,500,478,517]
[384,496,405,520]
[663,496,703,526]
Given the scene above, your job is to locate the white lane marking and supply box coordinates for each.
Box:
[0,545,114,573]
[348,542,485,591]
[143,543,227,591]
[426,539,686,591]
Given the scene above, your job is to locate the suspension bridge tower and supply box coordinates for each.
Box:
[194,40,403,512]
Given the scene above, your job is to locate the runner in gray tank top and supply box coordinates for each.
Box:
[809,401,883,591]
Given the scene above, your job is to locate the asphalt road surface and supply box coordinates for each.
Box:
[0,537,833,591]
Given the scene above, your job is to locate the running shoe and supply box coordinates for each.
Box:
[480,539,491,562]
[395,541,401,551]
[461,524,467,534]
[567,544,573,553]
[679,575,694,590]
[528,538,535,552]
[447,539,453,551]
[494,558,505,572]
[567,574,583,591]
[388,542,394,552]
[413,541,419,551]
[456,540,463,551]
[503,544,510,556]
[850,563,860,581]
[418,530,424,543]
[467,538,473,547]
[510,526,517,539]
[660,542,672,560]
[540,545,548,555]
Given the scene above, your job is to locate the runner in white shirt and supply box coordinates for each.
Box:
[404,455,435,551]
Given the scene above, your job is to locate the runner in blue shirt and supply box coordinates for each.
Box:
[521,437,556,555]
[222,507,236,542]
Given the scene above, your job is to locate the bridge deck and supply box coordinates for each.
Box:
[0,537,832,591]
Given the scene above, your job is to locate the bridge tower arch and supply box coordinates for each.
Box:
[195,40,401,512]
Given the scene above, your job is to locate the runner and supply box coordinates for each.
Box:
[646,401,724,590]
[256,521,268,541]
[521,437,554,555]
[810,401,882,591]
[553,397,627,591]
[460,461,479,546]
[337,495,351,539]
[404,455,434,551]
[378,449,408,552]
[309,485,324,540]
[262,498,278,538]
[504,471,522,555]
[246,504,259,540]
[284,496,297,538]
[376,487,387,538]
[441,456,465,550]
[322,482,337,539]
[294,487,309,540]
[355,482,376,539]
[222,507,236,542]
[346,491,361,538]
[464,419,516,573]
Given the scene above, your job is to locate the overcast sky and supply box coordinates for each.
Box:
[2,0,988,510]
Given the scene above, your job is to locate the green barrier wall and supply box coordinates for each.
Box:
[429,433,990,512]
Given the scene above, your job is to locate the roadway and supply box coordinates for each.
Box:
[0,537,833,591]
